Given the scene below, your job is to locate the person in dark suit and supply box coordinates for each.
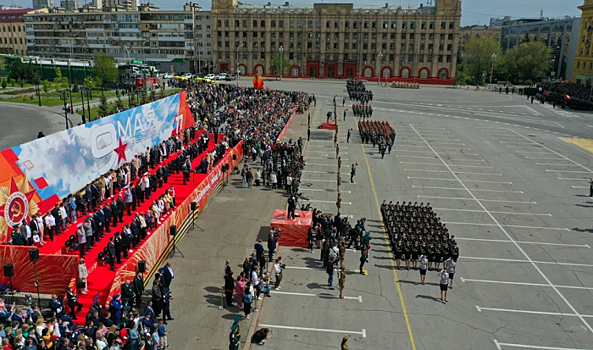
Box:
[162,261,174,289]
[10,225,24,245]
[66,287,83,319]
[96,208,105,238]
[107,237,116,271]
[103,204,112,233]
[121,279,134,307]
[111,200,119,227]
[133,272,144,308]
[116,196,125,223]
[49,294,64,316]
[51,204,62,236]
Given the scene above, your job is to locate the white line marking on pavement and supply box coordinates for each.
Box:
[511,129,593,174]
[558,177,588,181]
[433,208,551,216]
[461,277,593,291]
[396,155,438,160]
[417,196,536,204]
[258,324,367,338]
[546,170,593,173]
[306,163,338,167]
[304,199,352,204]
[572,186,589,189]
[461,256,593,268]
[525,157,566,160]
[395,150,435,155]
[410,124,593,334]
[308,157,349,161]
[302,170,351,175]
[536,163,581,166]
[494,340,593,350]
[443,222,569,231]
[303,179,345,183]
[454,171,503,176]
[301,188,351,194]
[400,162,493,169]
[404,169,450,173]
[271,290,362,302]
[412,185,523,194]
[455,237,589,248]
[407,177,512,184]
[478,306,593,318]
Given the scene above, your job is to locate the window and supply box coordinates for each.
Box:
[429,34,434,40]
[389,54,394,62]
[235,20,239,27]
[363,43,368,50]
[440,34,445,40]
[446,55,452,63]
[372,21,376,29]
[253,20,257,28]
[391,33,396,39]
[383,21,388,29]
[217,19,221,27]
[316,20,320,28]
[401,33,406,40]
[402,21,407,29]
[382,33,387,39]
[449,22,454,29]
[438,55,443,62]
[344,43,349,50]
[261,20,265,27]
[421,21,426,29]
[243,20,247,27]
[224,20,229,27]
[297,20,302,28]
[430,22,435,29]
[279,20,284,28]
[353,21,358,29]
[427,55,433,62]
[335,21,339,28]
[261,52,265,59]
[420,69,428,78]
[345,21,350,28]
[391,21,397,29]
[289,20,294,28]
[410,21,415,29]
[308,20,312,28]
[271,20,276,28]
[441,22,446,29]
[448,34,453,40]
[364,21,368,29]
[447,44,452,51]
[419,55,424,63]
[326,20,331,28]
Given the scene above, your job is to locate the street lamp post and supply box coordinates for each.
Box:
[80,88,86,124]
[490,53,497,87]
[235,44,246,87]
[61,90,70,130]
[279,46,284,81]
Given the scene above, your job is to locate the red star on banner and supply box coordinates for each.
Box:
[0,175,37,221]
[113,137,128,165]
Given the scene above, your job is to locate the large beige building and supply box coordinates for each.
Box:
[0,8,47,55]
[572,0,593,83]
[211,0,461,82]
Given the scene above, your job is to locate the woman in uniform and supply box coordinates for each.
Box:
[427,242,435,271]
[412,239,420,270]
[404,240,412,270]
[395,239,403,269]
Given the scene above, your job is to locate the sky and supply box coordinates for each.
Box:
[1,0,584,26]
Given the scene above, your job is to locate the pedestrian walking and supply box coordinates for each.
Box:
[350,163,357,183]
[438,268,450,302]
[326,259,335,289]
[307,126,311,141]
[341,336,349,350]
[418,254,428,285]
[347,129,351,143]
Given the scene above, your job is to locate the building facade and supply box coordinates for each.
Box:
[0,8,47,55]
[60,0,81,11]
[211,0,461,82]
[32,0,55,9]
[501,17,580,80]
[572,0,593,84]
[24,3,211,74]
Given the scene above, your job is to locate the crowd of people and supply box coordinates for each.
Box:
[346,80,373,103]
[358,120,396,159]
[522,81,593,111]
[381,201,459,302]
[351,104,373,119]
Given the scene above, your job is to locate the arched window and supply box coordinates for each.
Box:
[243,20,247,27]
[421,21,426,29]
[271,20,276,28]
[410,21,416,29]
[235,20,240,27]
[261,20,265,28]
[429,21,435,29]
[217,19,221,27]
[253,20,257,28]
[279,20,284,28]
[402,21,407,29]
[420,69,429,79]
[401,68,410,79]
[439,69,449,79]
[363,67,372,77]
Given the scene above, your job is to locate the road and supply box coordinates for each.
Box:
[224,80,593,350]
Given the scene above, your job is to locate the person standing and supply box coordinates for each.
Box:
[341,335,349,350]
[287,195,296,220]
[224,271,235,308]
[76,223,86,257]
[307,126,311,141]
[326,259,335,289]
[229,324,240,350]
[133,272,144,308]
[589,178,593,197]
[438,268,450,302]
[445,259,456,289]
[347,129,351,143]
[243,283,253,319]
[78,258,88,294]
[350,163,356,183]
[235,273,246,308]
[359,246,368,275]
[418,254,428,285]
[268,231,278,262]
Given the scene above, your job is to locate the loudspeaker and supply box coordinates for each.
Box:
[138,260,146,273]
[29,248,39,263]
[232,154,237,161]
[170,225,177,236]
[191,201,197,211]
[3,264,14,277]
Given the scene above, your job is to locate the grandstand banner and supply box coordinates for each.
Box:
[0,92,194,242]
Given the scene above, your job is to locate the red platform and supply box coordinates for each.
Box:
[270,210,312,248]
[321,121,336,130]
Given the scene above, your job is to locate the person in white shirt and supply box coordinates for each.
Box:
[444,259,456,289]
[59,204,68,230]
[36,215,44,243]
[273,259,283,290]
[418,255,428,285]
[438,268,450,303]
[45,213,56,241]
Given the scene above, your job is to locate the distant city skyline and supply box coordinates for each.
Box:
[0,0,584,26]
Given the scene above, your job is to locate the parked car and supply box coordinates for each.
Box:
[217,73,232,81]
[163,72,175,79]
[182,73,193,79]
[204,74,216,80]
[229,73,237,80]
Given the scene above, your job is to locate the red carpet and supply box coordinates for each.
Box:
[41,140,216,319]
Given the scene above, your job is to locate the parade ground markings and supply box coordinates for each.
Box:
[561,137,593,155]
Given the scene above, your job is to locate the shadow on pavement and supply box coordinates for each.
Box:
[415,294,444,303]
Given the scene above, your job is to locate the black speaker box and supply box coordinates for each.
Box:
[191,201,197,211]
[29,248,39,263]
[170,225,177,236]
[138,260,146,273]
[3,264,14,277]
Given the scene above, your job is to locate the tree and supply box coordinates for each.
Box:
[0,56,5,73]
[464,38,502,84]
[1,79,6,90]
[42,79,53,94]
[92,52,118,96]
[115,91,124,111]
[454,64,470,86]
[271,53,290,76]
[502,41,551,83]
[9,59,31,87]
[53,68,69,91]
[98,96,109,119]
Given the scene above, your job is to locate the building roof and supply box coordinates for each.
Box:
[0,8,36,23]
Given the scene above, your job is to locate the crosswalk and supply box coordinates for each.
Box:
[541,104,581,118]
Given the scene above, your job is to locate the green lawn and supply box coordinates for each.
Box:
[82,89,183,121]
[2,89,119,107]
